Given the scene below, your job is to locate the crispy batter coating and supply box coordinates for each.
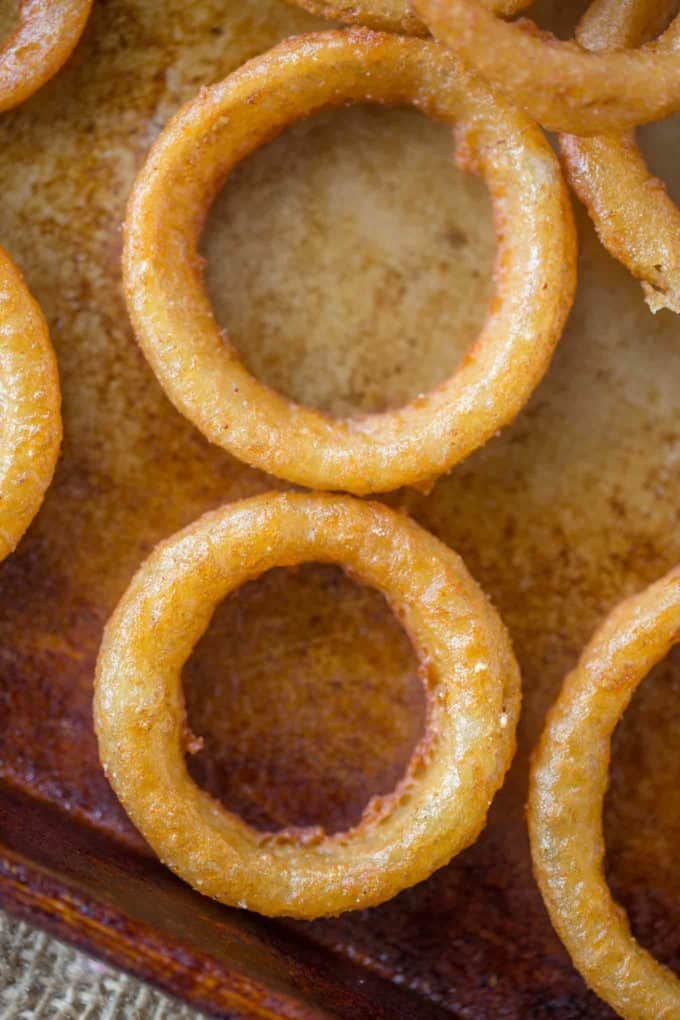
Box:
[530,566,680,1020]
[123,28,576,494]
[560,0,680,314]
[284,0,530,37]
[0,0,92,113]
[95,492,520,919]
[0,245,61,563]
[413,0,680,134]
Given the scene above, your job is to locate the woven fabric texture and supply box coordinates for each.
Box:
[0,910,204,1020]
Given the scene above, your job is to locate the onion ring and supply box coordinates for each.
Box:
[124,29,576,495]
[529,566,680,1019]
[0,0,93,114]
[560,0,680,314]
[95,491,521,919]
[0,244,61,563]
[412,0,680,134]
[284,0,531,37]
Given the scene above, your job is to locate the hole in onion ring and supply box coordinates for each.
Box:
[202,105,493,417]
[0,1,18,43]
[638,113,680,208]
[604,645,680,976]
[183,562,425,835]
[525,0,592,40]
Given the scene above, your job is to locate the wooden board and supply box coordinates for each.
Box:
[0,0,678,1016]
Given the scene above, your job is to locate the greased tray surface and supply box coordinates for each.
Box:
[0,1,679,1017]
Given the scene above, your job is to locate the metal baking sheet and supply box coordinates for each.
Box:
[0,1,678,1016]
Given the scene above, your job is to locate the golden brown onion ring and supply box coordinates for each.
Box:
[412,0,680,134]
[529,566,680,1020]
[284,0,531,37]
[560,0,680,314]
[95,491,521,919]
[0,0,93,114]
[0,245,61,563]
[124,29,576,495]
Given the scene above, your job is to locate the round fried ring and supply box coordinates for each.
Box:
[560,0,680,314]
[123,29,576,496]
[284,0,531,38]
[529,566,680,1020]
[0,0,93,114]
[0,244,61,563]
[412,0,680,135]
[95,491,521,919]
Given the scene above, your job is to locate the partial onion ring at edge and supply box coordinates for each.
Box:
[123,29,576,495]
[95,491,521,920]
[412,0,680,135]
[529,566,680,1020]
[0,0,93,114]
[284,0,532,38]
[560,0,680,314]
[0,244,61,564]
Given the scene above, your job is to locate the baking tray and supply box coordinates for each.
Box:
[1,1,679,1017]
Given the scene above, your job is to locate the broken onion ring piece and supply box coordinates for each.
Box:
[560,0,680,313]
[412,0,680,134]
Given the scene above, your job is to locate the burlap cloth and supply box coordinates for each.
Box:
[0,909,205,1019]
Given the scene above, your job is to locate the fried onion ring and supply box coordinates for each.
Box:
[560,0,680,314]
[284,0,530,37]
[95,491,521,919]
[412,0,680,134]
[529,567,680,1019]
[0,0,93,114]
[0,244,61,563]
[123,29,576,495]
